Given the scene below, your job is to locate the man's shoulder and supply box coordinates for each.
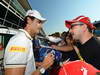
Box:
[8,32,30,45]
[11,32,27,41]
[87,36,100,49]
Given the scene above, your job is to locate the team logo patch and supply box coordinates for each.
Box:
[9,46,27,52]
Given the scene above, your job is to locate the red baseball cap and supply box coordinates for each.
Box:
[65,15,95,30]
[58,60,100,75]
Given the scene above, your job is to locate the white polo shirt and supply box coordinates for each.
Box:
[4,29,36,75]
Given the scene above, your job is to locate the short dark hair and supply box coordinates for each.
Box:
[61,31,69,38]
[87,25,93,33]
[61,31,70,44]
[22,16,35,28]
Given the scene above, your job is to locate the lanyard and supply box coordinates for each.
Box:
[73,46,84,61]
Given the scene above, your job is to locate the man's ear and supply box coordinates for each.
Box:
[27,17,33,25]
[82,24,87,32]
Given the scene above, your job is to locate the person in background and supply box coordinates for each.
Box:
[47,32,61,45]
[51,31,79,62]
[65,15,100,70]
[4,10,54,75]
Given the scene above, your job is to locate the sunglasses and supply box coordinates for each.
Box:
[71,23,84,28]
[71,24,83,26]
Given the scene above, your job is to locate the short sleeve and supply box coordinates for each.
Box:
[4,37,30,68]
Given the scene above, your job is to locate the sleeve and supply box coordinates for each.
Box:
[4,37,30,68]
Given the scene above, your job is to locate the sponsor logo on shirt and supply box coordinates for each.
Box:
[9,46,27,52]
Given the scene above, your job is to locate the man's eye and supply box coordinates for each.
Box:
[38,20,42,23]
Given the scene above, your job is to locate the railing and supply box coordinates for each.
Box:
[0,17,22,29]
[0,0,23,29]
[11,0,26,16]
[1,0,24,20]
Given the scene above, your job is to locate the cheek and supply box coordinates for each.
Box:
[38,24,42,30]
[74,27,81,33]
[82,28,87,32]
[72,29,78,34]
[35,24,41,32]
[32,23,38,29]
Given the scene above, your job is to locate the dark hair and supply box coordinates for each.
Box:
[49,32,60,37]
[87,25,93,33]
[22,16,35,28]
[61,31,69,40]
[61,31,70,44]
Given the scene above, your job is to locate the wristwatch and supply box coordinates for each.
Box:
[39,67,46,74]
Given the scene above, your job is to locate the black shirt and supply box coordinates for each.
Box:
[78,36,100,70]
[61,50,79,62]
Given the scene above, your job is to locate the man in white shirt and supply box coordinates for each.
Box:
[4,10,54,75]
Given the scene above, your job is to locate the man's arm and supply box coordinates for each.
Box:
[5,67,25,75]
[5,67,41,75]
[4,53,54,75]
[51,45,73,52]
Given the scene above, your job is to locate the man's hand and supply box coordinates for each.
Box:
[42,53,54,69]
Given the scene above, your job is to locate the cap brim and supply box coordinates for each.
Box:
[39,18,47,22]
[65,20,76,28]
[26,14,47,22]
[34,16,47,22]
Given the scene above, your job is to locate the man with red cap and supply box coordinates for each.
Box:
[65,15,100,70]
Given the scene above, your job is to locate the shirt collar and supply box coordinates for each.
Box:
[19,29,33,40]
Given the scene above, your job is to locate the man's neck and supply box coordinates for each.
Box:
[24,28,35,37]
[23,28,35,40]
